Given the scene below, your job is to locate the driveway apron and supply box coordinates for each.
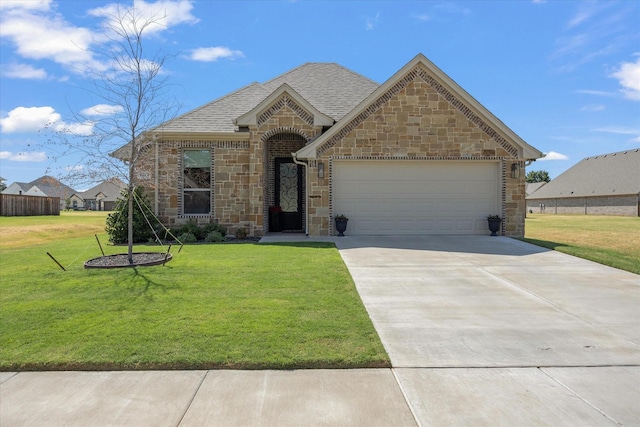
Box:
[335,235,640,426]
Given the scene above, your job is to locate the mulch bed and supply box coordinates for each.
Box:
[84,252,171,269]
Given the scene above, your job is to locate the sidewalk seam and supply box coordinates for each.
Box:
[539,367,621,426]
[176,370,208,427]
[391,368,422,427]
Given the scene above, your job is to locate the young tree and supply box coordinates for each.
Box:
[52,6,180,264]
[526,170,551,183]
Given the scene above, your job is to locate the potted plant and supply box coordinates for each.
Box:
[487,215,502,236]
[334,214,349,237]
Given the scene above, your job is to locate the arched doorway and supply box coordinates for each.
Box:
[264,133,306,232]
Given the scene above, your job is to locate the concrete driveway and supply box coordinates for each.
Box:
[335,235,640,426]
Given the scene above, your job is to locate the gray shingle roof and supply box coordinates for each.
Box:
[77,178,126,202]
[155,63,379,133]
[527,148,640,199]
[526,181,546,197]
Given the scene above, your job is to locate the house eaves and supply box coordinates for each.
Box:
[234,83,334,128]
[297,53,543,161]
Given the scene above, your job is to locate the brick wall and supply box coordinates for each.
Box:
[527,195,639,216]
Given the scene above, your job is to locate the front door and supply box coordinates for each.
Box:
[275,158,303,231]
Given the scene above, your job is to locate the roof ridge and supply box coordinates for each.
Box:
[261,62,380,86]
[583,147,640,160]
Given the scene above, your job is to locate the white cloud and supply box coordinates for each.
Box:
[0,151,48,162]
[0,0,51,11]
[2,63,47,79]
[593,126,640,142]
[610,57,640,101]
[81,104,124,116]
[574,89,615,97]
[0,106,60,133]
[0,5,100,73]
[0,106,94,136]
[538,151,569,161]
[580,104,605,112]
[65,165,84,173]
[88,0,198,38]
[54,121,94,136]
[0,1,198,76]
[365,13,380,30]
[188,46,245,62]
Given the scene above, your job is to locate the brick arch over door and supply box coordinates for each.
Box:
[264,133,307,231]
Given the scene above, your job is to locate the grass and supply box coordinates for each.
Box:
[0,211,108,249]
[0,212,389,371]
[523,214,640,275]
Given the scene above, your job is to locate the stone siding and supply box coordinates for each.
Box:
[137,69,530,237]
[308,70,526,237]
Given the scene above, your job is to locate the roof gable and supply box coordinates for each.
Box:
[528,148,640,199]
[235,84,334,127]
[297,54,543,160]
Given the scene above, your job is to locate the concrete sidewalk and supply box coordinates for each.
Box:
[0,370,416,426]
[1,235,639,426]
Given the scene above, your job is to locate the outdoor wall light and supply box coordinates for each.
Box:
[318,161,325,179]
[511,163,520,179]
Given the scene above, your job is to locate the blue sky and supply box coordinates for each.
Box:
[1,0,639,187]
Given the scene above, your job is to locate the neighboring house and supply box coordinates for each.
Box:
[526,181,547,197]
[115,54,543,237]
[527,149,640,216]
[69,178,127,211]
[1,176,75,211]
[1,182,32,195]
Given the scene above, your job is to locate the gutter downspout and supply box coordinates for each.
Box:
[292,153,309,236]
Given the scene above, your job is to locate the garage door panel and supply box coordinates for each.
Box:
[333,161,500,235]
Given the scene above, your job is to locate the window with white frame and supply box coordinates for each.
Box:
[182,149,211,214]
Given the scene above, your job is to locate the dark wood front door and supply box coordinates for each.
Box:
[275,158,303,231]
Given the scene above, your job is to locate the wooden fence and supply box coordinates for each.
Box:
[0,194,60,216]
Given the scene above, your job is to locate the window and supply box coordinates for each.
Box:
[183,149,211,214]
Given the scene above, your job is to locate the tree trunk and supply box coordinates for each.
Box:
[128,137,135,264]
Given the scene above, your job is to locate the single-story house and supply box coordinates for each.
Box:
[69,178,127,211]
[1,176,75,211]
[1,182,32,196]
[527,148,640,216]
[117,53,543,237]
[526,181,546,197]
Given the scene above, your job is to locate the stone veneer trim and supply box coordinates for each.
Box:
[257,95,315,127]
[317,66,519,158]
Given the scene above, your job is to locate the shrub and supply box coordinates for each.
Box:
[105,187,154,244]
[202,222,226,237]
[177,232,197,244]
[205,231,225,243]
[179,220,204,240]
[235,228,248,239]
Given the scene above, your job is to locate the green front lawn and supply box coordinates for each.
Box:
[523,214,640,275]
[0,217,389,370]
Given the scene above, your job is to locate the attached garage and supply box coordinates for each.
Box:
[332,160,501,235]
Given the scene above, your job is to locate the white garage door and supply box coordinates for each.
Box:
[332,160,500,235]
